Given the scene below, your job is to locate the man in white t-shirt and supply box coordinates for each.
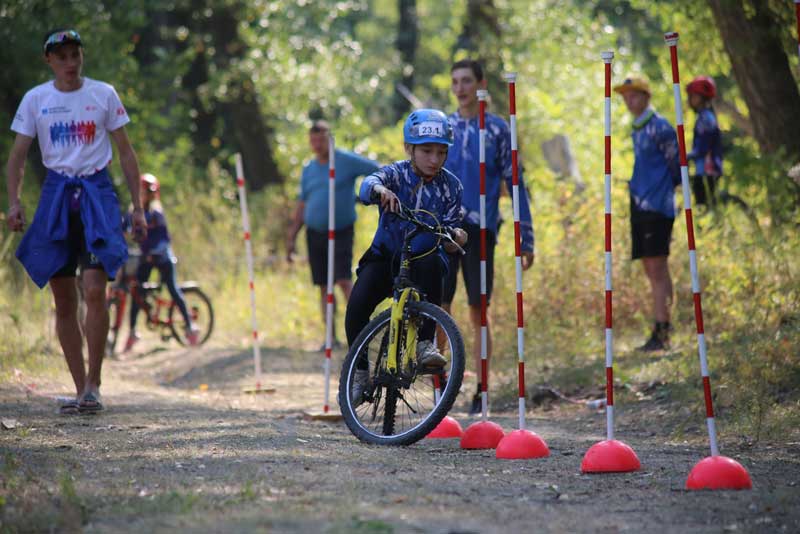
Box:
[5,29,147,414]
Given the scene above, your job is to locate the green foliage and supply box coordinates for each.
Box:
[1,0,798,441]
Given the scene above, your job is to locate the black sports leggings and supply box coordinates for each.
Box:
[345,254,444,348]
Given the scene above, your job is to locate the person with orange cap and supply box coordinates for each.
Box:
[614,77,680,351]
[686,76,722,206]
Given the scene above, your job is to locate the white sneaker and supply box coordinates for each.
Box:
[351,369,370,406]
[416,340,447,368]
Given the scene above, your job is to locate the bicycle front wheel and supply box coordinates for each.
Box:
[169,287,214,346]
[338,300,465,446]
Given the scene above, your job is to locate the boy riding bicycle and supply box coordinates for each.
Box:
[344,108,467,404]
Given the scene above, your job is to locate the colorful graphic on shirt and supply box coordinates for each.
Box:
[49,120,96,147]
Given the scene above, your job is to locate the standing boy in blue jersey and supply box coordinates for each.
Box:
[443,59,535,414]
[614,77,680,351]
[686,76,722,207]
[286,120,379,349]
[6,29,147,413]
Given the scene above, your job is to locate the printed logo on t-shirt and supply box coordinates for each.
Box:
[41,106,71,115]
[50,120,97,146]
[116,106,126,116]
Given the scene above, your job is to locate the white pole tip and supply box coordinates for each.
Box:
[477,89,489,100]
[601,51,614,61]
[503,72,517,82]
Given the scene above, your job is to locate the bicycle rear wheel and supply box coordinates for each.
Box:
[169,287,214,346]
[338,300,465,446]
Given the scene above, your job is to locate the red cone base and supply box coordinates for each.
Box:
[460,420,505,449]
[495,429,550,459]
[426,416,463,439]
[686,456,752,490]
[581,439,641,473]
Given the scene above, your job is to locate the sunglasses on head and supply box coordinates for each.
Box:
[44,30,82,53]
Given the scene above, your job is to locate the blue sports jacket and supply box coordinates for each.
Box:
[359,160,463,269]
[688,107,723,177]
[16,168,127,288]
[629,108,680,218]
[445,110,534,251]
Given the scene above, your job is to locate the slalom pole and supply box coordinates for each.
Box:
[664,32,751,490]
[426,375,463,438]
[478,88,490,422]
[304,135,343,421]
[322,133,336,413]
[236,153,274,394]
[461,89,505,449]
[495,72,549,460]
[580,52,639,473]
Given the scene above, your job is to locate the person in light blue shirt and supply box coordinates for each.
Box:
[443,59,536,414]
[286,120,379,349]
[614,76,680,352]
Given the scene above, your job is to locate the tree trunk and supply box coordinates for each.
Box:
[707,0,800,160]
[392,0,419,122]
[453,0,506,113]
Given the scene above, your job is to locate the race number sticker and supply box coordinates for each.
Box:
[418,121,443,137]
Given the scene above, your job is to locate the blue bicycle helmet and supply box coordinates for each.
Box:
[403,109,453,146]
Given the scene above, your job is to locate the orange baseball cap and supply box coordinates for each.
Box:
[613,76,651,96]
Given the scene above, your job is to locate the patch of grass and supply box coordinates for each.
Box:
[327,516,395,534]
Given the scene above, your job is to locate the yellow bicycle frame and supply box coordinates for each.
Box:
[386,286,420,373]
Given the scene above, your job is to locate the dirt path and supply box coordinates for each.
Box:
[2,343,799,533]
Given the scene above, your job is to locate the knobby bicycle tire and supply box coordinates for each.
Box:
[338,300,465,446]
[169,287,214,346]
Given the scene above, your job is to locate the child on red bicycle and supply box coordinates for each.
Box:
[123,173,199,351]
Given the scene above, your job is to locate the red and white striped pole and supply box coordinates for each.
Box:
[322,134,336,413]
[580,52,639,473]
[601,53,616,442]
[665,32,751,490]
[461,89,505,449]
[495,72,549,460]
[478,88,490,422]
[507,73,527,431]
[236,153,271,394]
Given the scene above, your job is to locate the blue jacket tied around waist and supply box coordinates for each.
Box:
[16,168,127,288]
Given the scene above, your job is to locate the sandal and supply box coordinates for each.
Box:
[78,391,104,414]
[58,399,80,415]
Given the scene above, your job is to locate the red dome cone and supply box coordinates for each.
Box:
[686,456,752,490]
[426,416,463,439]
[495,429,550,459]
[581,439,641,473]
[460,420,505,449]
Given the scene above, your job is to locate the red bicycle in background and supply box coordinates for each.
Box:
[105,252,214,357]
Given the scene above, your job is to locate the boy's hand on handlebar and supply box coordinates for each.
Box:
[450,227,467,247]
[372,185,400,213]
[443,227,467,254]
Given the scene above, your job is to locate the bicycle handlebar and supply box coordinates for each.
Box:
[393,202,466,256]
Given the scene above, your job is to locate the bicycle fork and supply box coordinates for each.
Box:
[386,287,419,374]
